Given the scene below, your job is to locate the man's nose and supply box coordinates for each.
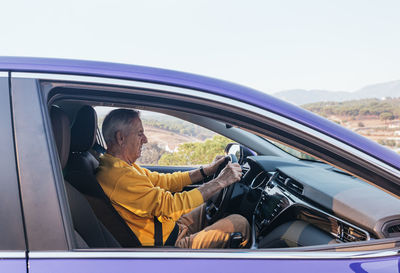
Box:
[143,134,148,144]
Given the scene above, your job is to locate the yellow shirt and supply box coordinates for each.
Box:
[96,153,204,246]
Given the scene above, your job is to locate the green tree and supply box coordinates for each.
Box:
[303,98,400,120]
[380,112,395,121]
[158,135,232,166]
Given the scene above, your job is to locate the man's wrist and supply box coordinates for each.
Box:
[198,178,225,201]
[212,177,225,189]
[199,166,208,178]
[205,164,214,176]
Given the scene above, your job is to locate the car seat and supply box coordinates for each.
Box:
[50,105,120,248]
[65,105,141,247]
[64,105,243,248]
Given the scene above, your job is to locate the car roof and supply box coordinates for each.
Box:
[1,56,399,170]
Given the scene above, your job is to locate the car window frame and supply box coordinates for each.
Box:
[35,73,400,197]
[10,77,73,251]
[8,72,399,257]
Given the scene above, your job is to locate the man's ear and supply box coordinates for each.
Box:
[115,130,124,146]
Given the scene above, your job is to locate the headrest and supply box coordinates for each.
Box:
[70,105,97,152]
[50,106,71,169]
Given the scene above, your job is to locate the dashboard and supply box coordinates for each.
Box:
[236,156,400,248]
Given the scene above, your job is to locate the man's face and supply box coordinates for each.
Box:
[123,117,148,164]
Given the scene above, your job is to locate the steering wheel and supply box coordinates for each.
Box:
[205,154,239,224]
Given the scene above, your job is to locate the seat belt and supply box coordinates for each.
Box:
[165,223,179,246]
[154,217,180,247]
[154,216,163,246]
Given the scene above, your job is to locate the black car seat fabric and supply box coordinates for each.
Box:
[258,220,336,248]
[50,105,120,248]
[65,182,120,248]
[65,105,142,247]
[50,106,71,168]
[68,105,99,173]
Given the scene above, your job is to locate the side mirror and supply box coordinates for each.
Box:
[225,143,256,164]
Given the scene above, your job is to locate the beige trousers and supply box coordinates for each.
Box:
[174,204,250,249]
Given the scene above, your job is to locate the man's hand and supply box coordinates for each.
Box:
[214,162,242,187]
[188,155,227,184]
[204,155,228,176]
[197,162,242,202]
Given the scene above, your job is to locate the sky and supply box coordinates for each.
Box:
[1,0,400,94]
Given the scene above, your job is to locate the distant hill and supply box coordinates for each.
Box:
[274,89,353,105]
[303,97,400,120]
[273,80,400,105]
[355,80,400,99]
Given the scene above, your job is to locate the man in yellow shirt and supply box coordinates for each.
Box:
[96,109,249,248]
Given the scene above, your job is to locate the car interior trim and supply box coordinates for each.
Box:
[254,181,371,243]
[247,156,400,239]
[12,72,400,178]
[28,249,399,260]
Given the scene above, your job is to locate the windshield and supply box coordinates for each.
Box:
[267,139,320,161]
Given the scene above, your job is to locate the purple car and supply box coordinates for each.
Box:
[0,57,399,273]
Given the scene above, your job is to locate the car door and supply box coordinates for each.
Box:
[10,72,400,273]
[0,74,27,273]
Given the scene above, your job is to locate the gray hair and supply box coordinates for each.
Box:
[102,109,140,147]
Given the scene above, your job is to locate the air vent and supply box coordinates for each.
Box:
[340,224,368,242]
[274,172,303,194]
[275,172,287,185]
[286,179,304,194]
[388,224,400,234]
[383,220,400,238]
[386,223,400,238]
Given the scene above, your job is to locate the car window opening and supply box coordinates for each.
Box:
[47,91,400,252]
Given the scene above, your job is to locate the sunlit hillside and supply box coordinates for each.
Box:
[303,97,400,152]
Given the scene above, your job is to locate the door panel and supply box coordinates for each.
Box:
[0,75,27,272]
[0,254,26,272]
[28,252,400,273]
[18,74,400,273]
[11,78,70,251]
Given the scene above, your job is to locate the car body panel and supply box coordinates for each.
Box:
[1,58,399,272]
[0,75,28,272]
[28,252,400,273]
[0,253,26,273]
[0,76,26,251]
[0,57,399,171]
[10,77,70,251]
